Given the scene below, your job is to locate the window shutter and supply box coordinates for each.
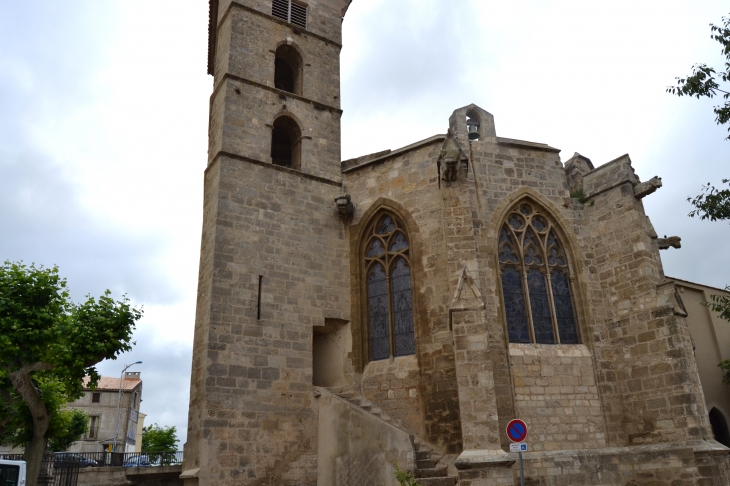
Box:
[272,0,307,29]
[272,0,288,22]
[290,2,308,29]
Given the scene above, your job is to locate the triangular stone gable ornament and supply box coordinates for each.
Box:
[450,265,485,311]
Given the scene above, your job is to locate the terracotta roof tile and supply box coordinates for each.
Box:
[83,376,141,391]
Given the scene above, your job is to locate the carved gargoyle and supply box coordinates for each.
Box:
[634,176,663,199]
[657,236,681,250]
[334,194,355,220]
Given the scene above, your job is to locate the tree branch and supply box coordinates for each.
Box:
[20,363,55,374]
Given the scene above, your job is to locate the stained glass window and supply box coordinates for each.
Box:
[502,267,529,343]
[368,263,390,360]
[498,201,580,344]
[365,213,416,361]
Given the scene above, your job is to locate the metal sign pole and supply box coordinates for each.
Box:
[519,451,525,486]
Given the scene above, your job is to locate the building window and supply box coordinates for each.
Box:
[270,116,301,169]
[91,392,100,403]
[272,0,307,29]
[364,212,416,361]
[498,201,580,344]
[274,44,303,95]
[86,416,100,439]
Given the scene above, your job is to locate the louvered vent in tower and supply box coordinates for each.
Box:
[272,0,307,29]
[290,2,307,29]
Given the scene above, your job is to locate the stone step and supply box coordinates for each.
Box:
[415,450,432,460]
[416,458,439,469]
[417,477,457,486]
[414,466,448,478]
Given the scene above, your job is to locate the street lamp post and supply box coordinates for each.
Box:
[112,361,142,453]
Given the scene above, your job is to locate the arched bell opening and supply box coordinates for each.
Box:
[465,109,482,141]
[274,44,303,95]
[270,116,302,170]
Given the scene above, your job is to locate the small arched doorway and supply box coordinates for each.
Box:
[710,407,730,447]
[274,44,303,95]
[270,116,302,169]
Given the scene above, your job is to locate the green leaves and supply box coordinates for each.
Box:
[687,179,730,222]
[48,409,89,452]
[0,261,142,455]
[667,15,730,139]
[393,462,422,486]
[141,424,179,464]
[719,358,730,386]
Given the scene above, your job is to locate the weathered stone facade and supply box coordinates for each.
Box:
[182,1,730,484]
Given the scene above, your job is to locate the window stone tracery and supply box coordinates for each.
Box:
[499,201,580,344]
[364,213,416,361]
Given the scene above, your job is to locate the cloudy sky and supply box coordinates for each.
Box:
[1,0,728,446]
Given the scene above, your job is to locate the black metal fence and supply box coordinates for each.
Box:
[0,450,183,471]
[57,451,184,468]
[0,454,79,486]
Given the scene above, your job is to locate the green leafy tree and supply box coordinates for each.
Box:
[141,424,178,465]
[667,15,730,139]
[667,13,730,225]
[0,261,141,486]
[47,409,89,452]
[668,14,730,384]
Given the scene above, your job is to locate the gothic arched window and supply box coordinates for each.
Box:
[364,213,416,361]
[498,201,580,345]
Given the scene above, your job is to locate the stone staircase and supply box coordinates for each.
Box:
[328,388,458,486]
[414,449,457,486]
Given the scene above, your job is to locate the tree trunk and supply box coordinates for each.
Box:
[24,435,49,486]
[9,367,52,486]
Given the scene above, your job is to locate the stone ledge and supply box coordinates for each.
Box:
[455,450,515,470]
[126,465,183,477]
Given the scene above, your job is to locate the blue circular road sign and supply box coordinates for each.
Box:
[506,419,528,442]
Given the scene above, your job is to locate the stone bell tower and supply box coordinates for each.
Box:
[182,1,354,485]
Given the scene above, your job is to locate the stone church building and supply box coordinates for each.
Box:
[181,1,730,484]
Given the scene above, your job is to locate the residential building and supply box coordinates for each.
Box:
[67,372,144,453]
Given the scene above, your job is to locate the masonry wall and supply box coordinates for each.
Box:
[214,0,347,47]
[343,140,464,453]
[508,443,730,486]
[316,389,413,486]
[574,159,713,447]
[218,6,342,106]
[361,356,422,436]
[184,158,351,485]
[209,80,342,180]
[509,344,606,451]
[77,467,183,486]
[466,133,581,451]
